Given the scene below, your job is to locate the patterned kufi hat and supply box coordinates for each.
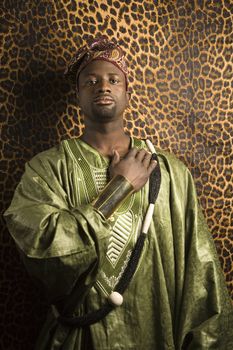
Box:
[65,36,128,89]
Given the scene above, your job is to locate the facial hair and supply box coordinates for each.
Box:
[91,103,117,122]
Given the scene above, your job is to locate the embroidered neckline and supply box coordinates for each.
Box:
[67,136,141,170]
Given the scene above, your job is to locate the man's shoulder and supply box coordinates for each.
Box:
[29,142,64,163]
[134,137,188,174]
[27,139,76,170]
[156,148,187,170]
[152,147,194,198]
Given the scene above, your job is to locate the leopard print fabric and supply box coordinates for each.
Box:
[1,0,232,348]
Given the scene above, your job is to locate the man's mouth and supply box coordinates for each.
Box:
[94,96,114,105]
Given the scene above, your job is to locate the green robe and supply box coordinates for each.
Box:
[4,137,233,350]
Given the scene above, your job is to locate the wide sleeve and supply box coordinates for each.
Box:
[178,168,233,349]
[4,154,111,302]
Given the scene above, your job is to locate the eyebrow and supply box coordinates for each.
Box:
[83,72,121,77]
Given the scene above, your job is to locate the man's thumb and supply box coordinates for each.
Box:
[111,149,120,166]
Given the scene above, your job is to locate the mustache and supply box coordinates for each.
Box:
[93,94,115,102]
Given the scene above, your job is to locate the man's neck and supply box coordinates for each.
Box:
[80,122,131,158]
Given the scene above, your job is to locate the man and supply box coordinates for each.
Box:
[4,37,233,349]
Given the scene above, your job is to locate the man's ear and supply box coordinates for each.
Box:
[126,91,131,106]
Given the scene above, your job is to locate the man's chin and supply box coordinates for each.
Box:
[93,106,117,121]
[94,114,116,122]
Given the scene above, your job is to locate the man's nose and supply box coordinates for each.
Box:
[97,79,111,92]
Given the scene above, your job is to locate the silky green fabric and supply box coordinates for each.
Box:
[4,137,233,350]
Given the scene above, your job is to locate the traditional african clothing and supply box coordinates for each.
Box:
[4,137,233,350]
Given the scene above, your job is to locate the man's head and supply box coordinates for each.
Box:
[65,36,129,90]
[65,36,130,124]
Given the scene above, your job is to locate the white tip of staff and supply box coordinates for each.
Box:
[142,203,155,234]
[108,291,124,306]
[146,139,156,154]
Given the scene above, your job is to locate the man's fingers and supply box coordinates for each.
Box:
[147,159,157,174]
[135,149,149,161]
[142,152,152,167]
[124,148,138,158]
[126,148,152,162]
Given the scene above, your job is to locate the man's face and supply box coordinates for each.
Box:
[77,60,130,124]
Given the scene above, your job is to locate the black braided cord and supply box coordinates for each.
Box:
[149,153,161,204]
[114,233,146,295]
[58,153,161,327]
[58,233,147,327]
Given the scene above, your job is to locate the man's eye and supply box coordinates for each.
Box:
[110,78,119,84]
[86,80,97,86]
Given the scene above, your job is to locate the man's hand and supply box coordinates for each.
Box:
[109,148,157,192]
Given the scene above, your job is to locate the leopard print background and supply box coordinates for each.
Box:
[1,0,232,348]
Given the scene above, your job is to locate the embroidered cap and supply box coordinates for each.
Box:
[65,36,129,89]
